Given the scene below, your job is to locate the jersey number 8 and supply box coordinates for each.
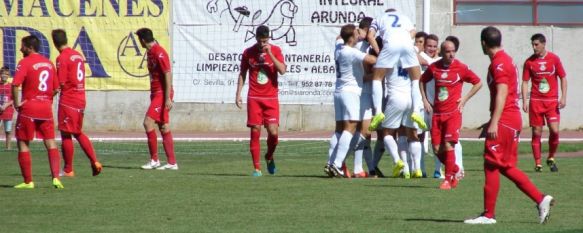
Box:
[38,70,49,91]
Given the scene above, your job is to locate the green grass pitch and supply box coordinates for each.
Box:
[0,140,582,233]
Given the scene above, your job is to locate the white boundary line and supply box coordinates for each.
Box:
[84,137,583,142]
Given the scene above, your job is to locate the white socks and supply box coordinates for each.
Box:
[372,80,383,114]
[383,135,400,164]
[333,131,354,168]
[409,141,422,173]
[455,142,464,171]
[327,132,341,165]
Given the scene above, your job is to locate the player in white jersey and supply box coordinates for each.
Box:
[366,9,426,133]
[325,24,376,177]
[350,17,375,178]
[418,34,443,178]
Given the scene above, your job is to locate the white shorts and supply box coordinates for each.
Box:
[374,43,420,69]
[381,95,415,129]
[334,91,361,121]
[360,92,373,120]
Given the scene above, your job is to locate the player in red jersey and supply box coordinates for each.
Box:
[12,35,63,189]
[0,66,14,149]
[464,26,553,225]
[521,33,567,173]
[420,40,482,189]
[136,28,178,170]
[236,25,286,177]
[52,29,102,177]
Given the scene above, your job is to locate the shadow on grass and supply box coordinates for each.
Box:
[103,165,141,170]
[405,218,463,223]
[186,173,333,179]
[0,184,15,188]
[364,184,434,189]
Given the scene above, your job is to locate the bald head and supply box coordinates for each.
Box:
[440,40,456,65]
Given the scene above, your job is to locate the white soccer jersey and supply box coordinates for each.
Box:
[371,11,415,46]
[335,40,366,94]
[356,40,372,94]
[420,52,442,104]
[386,65,411,96]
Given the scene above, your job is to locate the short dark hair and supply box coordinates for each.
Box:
[359,17,373,29]
[22,35,41,52]
[51,29,68,48]
[256,25,270,38]
[0,66,8,72]
[445,35,460,52]
[369,36,384,56]
[340,24,356,42]
[426,34,439,43]
[136,28,155,43]
[481,26,501,48]
[415,31,428,40]
[531,33,546,43]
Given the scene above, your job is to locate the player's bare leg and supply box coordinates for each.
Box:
[547,122,560,172]
[142,116,161,169]
[5,131,11,150]
[265,123,279,175]
[531,126,543,171]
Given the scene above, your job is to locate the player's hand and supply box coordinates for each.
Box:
[423,100,433,114]
[487,122,498,140]
[235,95,243,109]
[457,98,466,112]
[522,101,529,113]
[262,44,272,55]
[559,96,566,109]
[165,98,173,110]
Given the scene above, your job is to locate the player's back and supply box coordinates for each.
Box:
[57,48,86,108]
[488,50,521,127]
[13,53,57,119]
[385,65,411,95]
[372,10,414,46]
[147,43,171,94]
[335,41,365,94]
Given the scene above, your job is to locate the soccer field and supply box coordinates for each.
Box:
[0,140,582,233]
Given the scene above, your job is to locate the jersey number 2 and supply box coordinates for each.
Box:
[388,14,401,27]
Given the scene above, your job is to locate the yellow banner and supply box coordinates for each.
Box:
[0,0,169,90]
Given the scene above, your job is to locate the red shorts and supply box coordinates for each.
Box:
[247,97,279,127]
[430,112,461,146]
[58,104,84,134]
[15,115,55,140]
[146,93,173,124]
[529,100,560,127]
[483,124,520,168]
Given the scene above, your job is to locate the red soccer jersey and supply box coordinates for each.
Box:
[56,48,86,108]
[487,50,521,129]
[0,82,14,120]
[522,51,566,100]
[421,59,481,114]
[147,43,172,94]
[13,53,58,120]
[240,44,285,98]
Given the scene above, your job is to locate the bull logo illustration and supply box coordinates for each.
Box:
[206,0,299,46]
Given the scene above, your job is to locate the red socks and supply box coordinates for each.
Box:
[549,132,559,159]
[146,130,159,161]
[444,149,458,180]
[18,151,32,183]
[61,135,74,173]
[48,148,60,178]
[162,131,176,165]
[76,133,97,164]
[483,163,545,218]
[531,133,542,165]
[250,130,261,170]
[266,134,278,161]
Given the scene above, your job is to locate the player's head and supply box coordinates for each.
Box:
[440,40,456,65]
[424,34,439,57]
[358,17,373,41]
[445,35,460,52]
[480,26,502,54]
[415,31,428,52]
[255,25,270,48]
[530,33,546,57]
[340,24,357,45]
[51,29,68,49]
[20,35,40,57]
[0,66,9,82]
[369,36,383,56]
[136,28,155,48]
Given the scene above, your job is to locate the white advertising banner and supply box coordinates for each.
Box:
[172,0,416,104]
